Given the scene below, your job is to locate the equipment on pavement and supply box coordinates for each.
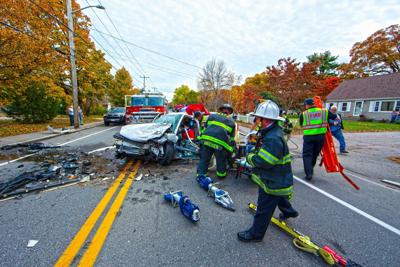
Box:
[196,175,235,211]
[249,203,363,267]
[313,97,360,190]
[164,191,200,222]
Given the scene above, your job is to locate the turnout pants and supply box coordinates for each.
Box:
[302,134,325,177]
[250,187,297,238]
[197,143,228,178]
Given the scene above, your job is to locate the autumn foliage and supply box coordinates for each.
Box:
[0,0,135,122]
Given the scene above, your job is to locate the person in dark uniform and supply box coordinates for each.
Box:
[197,104,236,179]
[300,98,334,180]
[238,100,298,242]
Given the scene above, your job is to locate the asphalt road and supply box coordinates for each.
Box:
[0,125,399,267]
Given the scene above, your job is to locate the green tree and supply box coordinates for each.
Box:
[307,51,340,75]
[109,67,134,107]
[4,80,62,122]
[259,91,280,105]
[172,85,199,104]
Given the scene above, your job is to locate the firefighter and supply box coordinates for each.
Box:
[193,110,206,132]
[238,100,298,242]
[197,104,236,179]
[300,98,331,180]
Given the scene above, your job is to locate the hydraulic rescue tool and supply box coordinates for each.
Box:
[248,203,363,267]
[196,175,235,211]
[164,191,200,223]
[235,158,253,178]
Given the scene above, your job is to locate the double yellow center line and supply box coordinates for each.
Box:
[55,159,141,267]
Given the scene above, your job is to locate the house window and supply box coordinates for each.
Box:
[373,101,380,112]
[381,101,395,112]
[338,102,351,112]
[396,101,400,111]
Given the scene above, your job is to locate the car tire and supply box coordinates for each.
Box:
[159,142,174,166]
[115,151,125,159]
[104,121,110,126]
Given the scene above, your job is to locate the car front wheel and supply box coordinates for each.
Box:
[159,142,174,166]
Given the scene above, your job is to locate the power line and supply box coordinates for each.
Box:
[89,34,122,71]
[96,0,157,90]
[0,21,23,32]
[97,0,148,75]
[100,50,196,79]
[28,0,119,71]
[90,28,202,69]
[83,0,144,81]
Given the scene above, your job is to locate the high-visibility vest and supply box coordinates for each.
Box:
[302,107,328,135]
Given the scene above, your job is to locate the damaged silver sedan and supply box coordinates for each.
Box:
[113,113,200,165]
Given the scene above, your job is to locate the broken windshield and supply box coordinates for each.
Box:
[154,114,182,132]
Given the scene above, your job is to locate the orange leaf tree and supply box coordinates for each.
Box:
[348,24,400,76]
[266,58,321,111]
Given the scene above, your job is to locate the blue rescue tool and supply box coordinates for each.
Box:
[197,175,235,211]
[164,191,200,223]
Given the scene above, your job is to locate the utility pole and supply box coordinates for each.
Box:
[66,3,104,129]
[140,75,149,92]
[66,0,79,129]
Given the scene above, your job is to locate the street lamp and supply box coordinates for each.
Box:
[66,1,105,128]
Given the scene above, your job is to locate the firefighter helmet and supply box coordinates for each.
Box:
[253,100,285,121]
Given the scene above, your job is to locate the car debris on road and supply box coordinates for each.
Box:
[0,145,123,199]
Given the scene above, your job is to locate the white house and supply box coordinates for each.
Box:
[326,73,400,120]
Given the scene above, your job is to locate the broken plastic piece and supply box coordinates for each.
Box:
[27,240,38,247]
[80,176,90,183]
[135,173,143,181]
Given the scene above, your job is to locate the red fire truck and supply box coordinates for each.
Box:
[124,93,167,123]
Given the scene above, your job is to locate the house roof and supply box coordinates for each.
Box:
[327,72,400,101]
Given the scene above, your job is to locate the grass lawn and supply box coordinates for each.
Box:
[237,119,400,134]
[0,115,103,138]
[340,120,400,132]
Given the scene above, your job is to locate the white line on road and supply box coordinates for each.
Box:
[87,146,115,154]
[0,153,36,167]
[0,126,118,168]
[58,127,118,146]
[344,171,399,193]
[293,175,400,237]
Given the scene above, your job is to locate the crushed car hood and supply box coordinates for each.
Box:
[119,123,172,142]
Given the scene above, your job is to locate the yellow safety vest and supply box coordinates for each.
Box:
[302,107,328,135]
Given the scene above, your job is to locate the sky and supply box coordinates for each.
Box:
[78,0,400,100]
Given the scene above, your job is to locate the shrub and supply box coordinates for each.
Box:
[4,82,61,123]
[89,105,107,116]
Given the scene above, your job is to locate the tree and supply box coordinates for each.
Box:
[315,76,342,101]
[0,0,115,119]
[109,67,134,107]
[307,51,340,75]
[78,49,113,115]
[4,80,63,122]
[198,59,240,110]
[266,58,322,111]
[0,0,67,109]
[172,85,199,104]
[348,24,400,76]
